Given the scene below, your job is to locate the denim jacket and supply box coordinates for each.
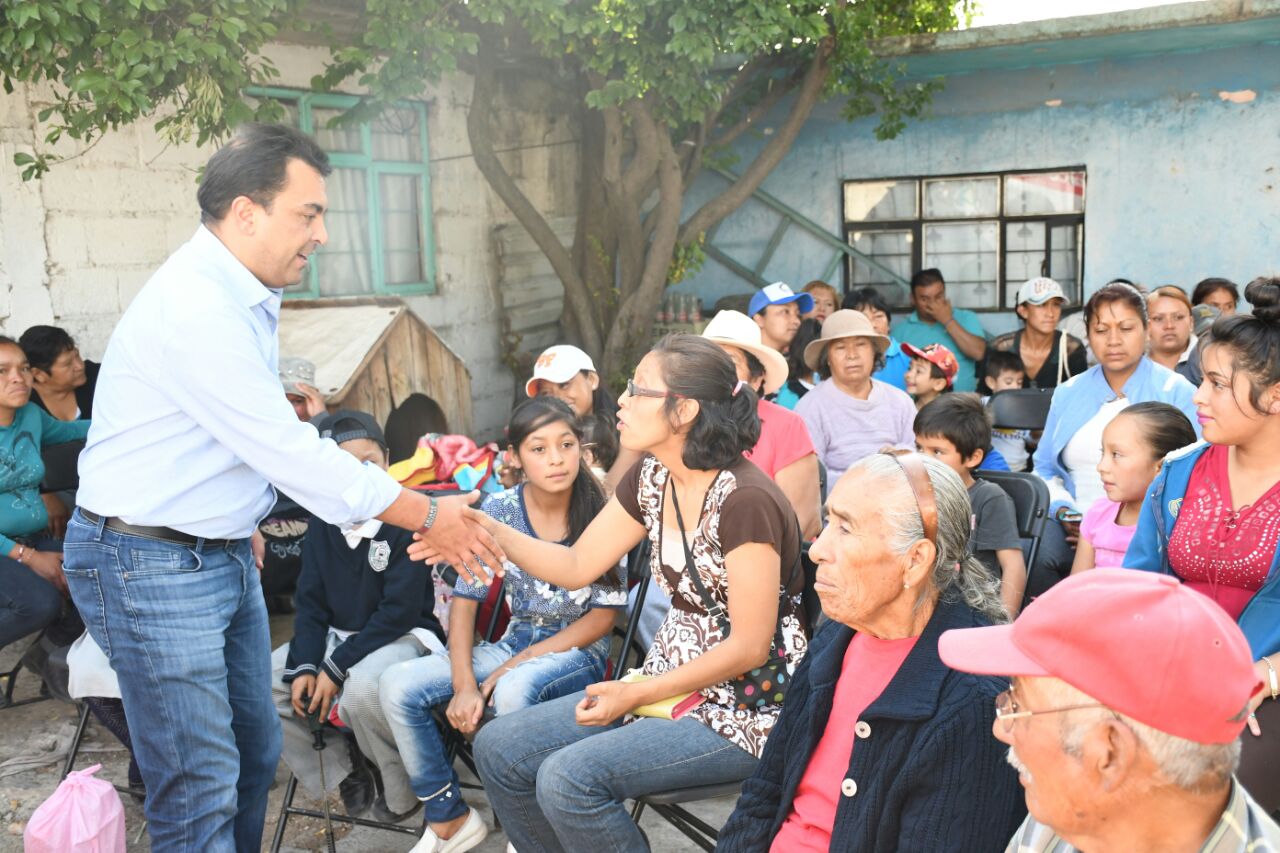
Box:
[1032,357,1198,513]
[1124,442,1280,659]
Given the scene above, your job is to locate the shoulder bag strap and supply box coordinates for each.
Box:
[667,476,733,635]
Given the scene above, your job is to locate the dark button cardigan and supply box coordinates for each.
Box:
[716,596,1026,852]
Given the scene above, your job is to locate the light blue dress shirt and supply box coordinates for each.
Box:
[77,226,402,539]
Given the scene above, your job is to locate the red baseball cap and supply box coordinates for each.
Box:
[939,569,1261,744]
[900,342,959,389]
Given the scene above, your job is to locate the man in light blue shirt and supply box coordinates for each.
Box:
[893,268,988,392]
[64,124,501,853]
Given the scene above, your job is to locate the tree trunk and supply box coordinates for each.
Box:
[568,98,616,358]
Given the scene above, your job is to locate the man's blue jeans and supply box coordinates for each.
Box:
[474,691,759,852]
[63,509,280,853]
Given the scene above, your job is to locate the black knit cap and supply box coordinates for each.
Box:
[318,409,387,451]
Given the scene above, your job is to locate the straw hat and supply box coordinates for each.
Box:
[802,309,890,372]
[701,310,789,395]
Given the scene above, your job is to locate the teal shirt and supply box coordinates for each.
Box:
[894,310,987,392]
[0,404,91,552]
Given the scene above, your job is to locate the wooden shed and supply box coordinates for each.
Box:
[278,297,473,461]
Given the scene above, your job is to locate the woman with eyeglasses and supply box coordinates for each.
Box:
[442,334,808,852]
[718,453,1024,852]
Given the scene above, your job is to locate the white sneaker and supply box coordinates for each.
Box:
[508,845,518,853]
[408,807,489,853]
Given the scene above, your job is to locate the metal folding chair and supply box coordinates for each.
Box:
[1,630,50,710]
[60,702,146,801]
[268,565,501,852]
[974,470,1051,609]
[988,388,1055,432]
[629,543,819,851]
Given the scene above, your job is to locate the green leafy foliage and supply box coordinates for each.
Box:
[0,0,297,179]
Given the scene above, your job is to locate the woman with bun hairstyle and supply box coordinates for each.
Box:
[1124,276,1280,810]
[463,334,808,853]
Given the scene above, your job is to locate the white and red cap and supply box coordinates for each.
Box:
[525,345,597,397]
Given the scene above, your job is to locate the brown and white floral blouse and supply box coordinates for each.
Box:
[616,455,808,758]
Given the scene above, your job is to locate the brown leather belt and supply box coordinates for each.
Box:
[78,509,236,549]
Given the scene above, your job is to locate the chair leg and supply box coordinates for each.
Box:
[649,803,718,852]
[630,799,647,822]
[61,702,92,778]
[268,774,299,853]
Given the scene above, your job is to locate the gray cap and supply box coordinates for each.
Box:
[278,356,316,396]
[1190,304,1220,337]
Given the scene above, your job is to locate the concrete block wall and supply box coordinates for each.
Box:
[0,41,579,441]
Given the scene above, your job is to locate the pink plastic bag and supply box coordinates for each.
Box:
[24,764,126,853]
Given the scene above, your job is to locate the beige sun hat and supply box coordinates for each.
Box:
[802,309,890,372]
[701,310,789,395]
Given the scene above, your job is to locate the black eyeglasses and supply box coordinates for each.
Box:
[625,379,684,400]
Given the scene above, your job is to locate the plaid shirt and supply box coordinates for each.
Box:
[1006,780,1280,853]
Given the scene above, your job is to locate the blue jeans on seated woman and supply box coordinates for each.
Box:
[473,691,759,852]
[62,510,280,853]
[0,536,70,649]
[379,619,609,824]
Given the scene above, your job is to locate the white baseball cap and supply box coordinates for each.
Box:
[1017,277,1067,306]
[525,345,597,397]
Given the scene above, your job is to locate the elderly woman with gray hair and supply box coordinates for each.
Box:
[716,453,1026,852]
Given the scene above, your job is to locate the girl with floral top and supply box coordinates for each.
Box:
[379,397,625,853]
[465,334,808,853]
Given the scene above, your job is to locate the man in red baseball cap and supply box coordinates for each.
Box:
[939,569,1280,852]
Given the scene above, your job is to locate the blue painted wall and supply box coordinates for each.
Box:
[676,41,1280,335]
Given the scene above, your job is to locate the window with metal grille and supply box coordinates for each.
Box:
[842,169,1085,312]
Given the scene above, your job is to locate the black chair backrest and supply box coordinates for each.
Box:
[612,537,652,677]
[799,543,821,637]
[973,470,1050,540]
[41,440,85,493]
[988,388,1055,431]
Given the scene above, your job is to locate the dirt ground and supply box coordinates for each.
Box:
[0,616,733,852]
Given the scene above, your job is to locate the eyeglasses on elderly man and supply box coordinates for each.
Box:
[942,569,1280,853]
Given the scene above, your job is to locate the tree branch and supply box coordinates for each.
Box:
[468,38,604,358]
[709,71,800,151]
[605,121,684,370]
[677,39,834,246]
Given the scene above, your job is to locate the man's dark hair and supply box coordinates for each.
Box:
[914,393,991,462]
[18,325,75,372]
[197,123,332,224]
[910,268,945,292]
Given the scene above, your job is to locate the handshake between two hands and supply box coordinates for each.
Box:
[406,491,507,587]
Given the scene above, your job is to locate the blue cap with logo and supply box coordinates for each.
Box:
[748,282,815,318]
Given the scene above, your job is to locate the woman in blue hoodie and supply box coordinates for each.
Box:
[1032,282,1199,577]
[1124,276,1280,810]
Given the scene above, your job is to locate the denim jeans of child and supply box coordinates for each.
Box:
[474,691,759,852]
[379,619,609,823]
[63,510,280,853]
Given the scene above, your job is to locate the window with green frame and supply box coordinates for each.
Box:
[246,88,437,298]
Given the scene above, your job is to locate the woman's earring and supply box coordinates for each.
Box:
[903,582,910,590]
